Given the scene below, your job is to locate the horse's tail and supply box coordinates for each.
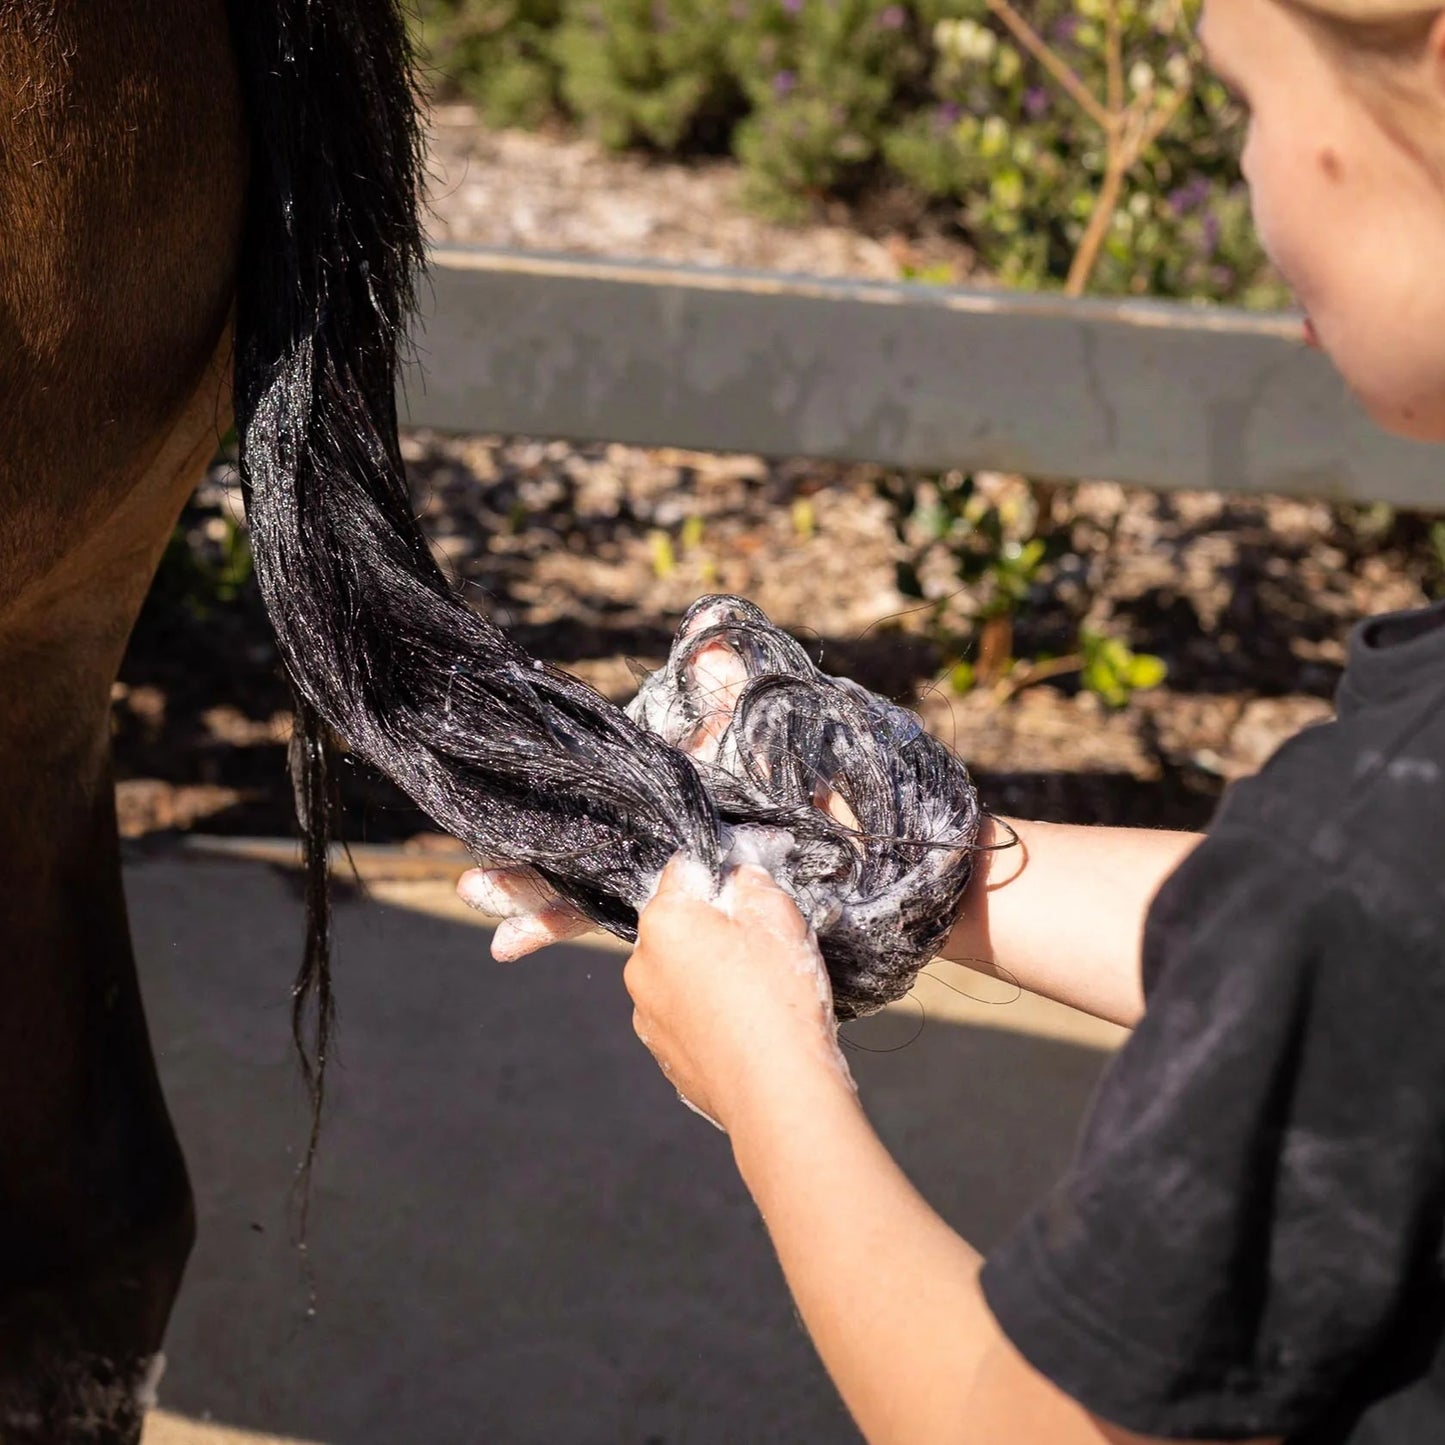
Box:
[222,0,718,1172]
[223,0,428,1173]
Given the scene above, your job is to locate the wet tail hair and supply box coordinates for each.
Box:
[223,0,720,1162]
[224,0,979,1177]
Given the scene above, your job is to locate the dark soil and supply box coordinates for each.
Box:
[114,437,1439,850]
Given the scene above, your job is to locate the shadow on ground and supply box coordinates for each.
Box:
[131,856,1120,1445]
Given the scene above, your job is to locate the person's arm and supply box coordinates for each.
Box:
[625,860,1277,1445]
[730,1059,1267,1445]
[943,816,1202,1028]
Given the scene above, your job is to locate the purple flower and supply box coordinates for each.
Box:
[1022,87,1049,120]
[1167,175,1211,217]
[1050,14,1079,43]
[935,100,963,128]
[781,0,803,12]
[878,4,906,28]
[1202,213,1222,255]
[773,69,798,96]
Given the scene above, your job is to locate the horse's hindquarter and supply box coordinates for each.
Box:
[0,0,245,616]
[0,6,246,1441]
[0,0,245,813]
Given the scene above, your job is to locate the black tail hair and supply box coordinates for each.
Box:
[223,0,720,1161]
[223,0,978,1186]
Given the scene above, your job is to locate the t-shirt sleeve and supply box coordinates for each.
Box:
[979,821,1445,1440]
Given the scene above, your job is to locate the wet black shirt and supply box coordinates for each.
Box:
[981,601,1445,1442]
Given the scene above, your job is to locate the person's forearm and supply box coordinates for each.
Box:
[728,1059,992,1445]
[730,1058,1259,1445]
[942,816,1202,1029]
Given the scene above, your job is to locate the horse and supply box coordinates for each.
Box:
[1,3,423,1437]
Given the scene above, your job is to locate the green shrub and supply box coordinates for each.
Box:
[726,1,927,217]
[552,0,740,151]
[416,0,565,129]
[415,0,1283,307]
[150,512,254,623]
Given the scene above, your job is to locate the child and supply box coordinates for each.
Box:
[463,1,1445,1438]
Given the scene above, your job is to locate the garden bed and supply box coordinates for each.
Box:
[114,110,1437,849]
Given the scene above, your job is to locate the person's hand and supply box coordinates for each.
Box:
[624,854,854,1132]
[455,864,596,962]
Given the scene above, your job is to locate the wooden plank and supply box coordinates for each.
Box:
[401,245,1445,508]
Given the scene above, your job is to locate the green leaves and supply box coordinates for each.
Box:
[947,658,976,694]
[728,0,928,213]
[1079,627,1167,707]
[888,1,1281,302]
[880,470,1169,707]
[553,0,739,151]
[152,513,255,621]
[417,0,565,128]
[1428,519,1445,601]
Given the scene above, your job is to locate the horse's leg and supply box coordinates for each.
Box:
[0,362,234,1440]
[0,4,245,1439]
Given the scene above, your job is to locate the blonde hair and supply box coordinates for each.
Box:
[1295,0,1436,16]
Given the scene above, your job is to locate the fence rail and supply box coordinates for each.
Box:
[402,245,1443,509]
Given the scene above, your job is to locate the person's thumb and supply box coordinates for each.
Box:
[725,863,812,947]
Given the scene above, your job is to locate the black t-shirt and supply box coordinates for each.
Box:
[981,601,1445,1442]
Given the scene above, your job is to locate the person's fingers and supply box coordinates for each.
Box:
[691,639,749,709]
[491,903,593,961]
[457,867,592,960]
[456,865,553,917]
[683,639,750,763]
[646,856,809,948]
[654,850,697,893]
[645,851,718,915]
[725,863,812,947]
[811,775,861,832]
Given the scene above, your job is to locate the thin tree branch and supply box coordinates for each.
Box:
[992,652,1085,703]
[1067,84,1193,298]
[1105,0,1124,117]
[1064,143,1129,296]
[1139,85,1189,152]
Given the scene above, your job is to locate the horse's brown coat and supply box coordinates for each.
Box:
[0,4,247,1437]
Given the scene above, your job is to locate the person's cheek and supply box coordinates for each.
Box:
[1233,111,1445,439]
[1238,128,1295,293]
[1287,163,1445,438]
[1243,132,1341,359]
